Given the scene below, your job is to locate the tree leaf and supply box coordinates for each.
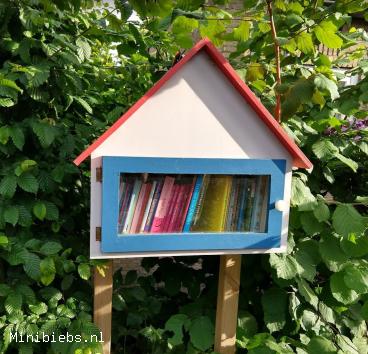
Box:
[332,204,365,238]
[74,96,93,114]
[0,176,17,198]
[314,74,339,100]
[319,233,349,272]
[307,336,337,354]
[78,263,91,280]
[343,263,368,293]
[313,200,330,222]
[269,254,298,280]
[233,21,251,41]
[5,292,22,314]
[291,176,316,210]
[312,140,339,160]
[76,38,91,61]
[17,173,39,193]
[23,252,41,281]
[188,316,214,351]
[33,202,46,220]
[262,288,287,333]
[335,153,358,172]
[10,126,25,150]
[314,21,343,49]
[4,206,19,226]
[31,121,57,148]
[40,257,56,286]
[164,314,188,346]
[330,271,359,304]
[296,32,314,54]
[40,242,62,256]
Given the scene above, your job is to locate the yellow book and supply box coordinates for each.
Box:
[191,175,232,232]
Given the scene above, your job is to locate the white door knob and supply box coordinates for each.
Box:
[275,200,286,212]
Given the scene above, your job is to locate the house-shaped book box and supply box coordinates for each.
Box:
[74,39,312,259]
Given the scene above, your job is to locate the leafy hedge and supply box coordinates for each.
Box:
[0,0,368,353]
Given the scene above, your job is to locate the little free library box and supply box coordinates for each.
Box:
[74,38,312,259]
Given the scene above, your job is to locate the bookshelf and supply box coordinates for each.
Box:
[101,157,285,253]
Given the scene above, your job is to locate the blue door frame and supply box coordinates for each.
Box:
[101,157,286,253]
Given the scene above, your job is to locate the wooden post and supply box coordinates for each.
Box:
[94,260,113,354]
[214,255,242,354]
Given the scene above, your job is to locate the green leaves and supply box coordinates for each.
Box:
[314,21,343,49]
[189,316,214,352]
[0,175,17,198]
[330,271,360,304]
[40,257,56,286]
[314,74,339,100]
[312,140,339,160]
[17,173,38,193]
[296,32,314,54]
[4,206,19,226]
[31,121,57,148]
[262,288,287,333]
[33,202,46,220]
[332,204,365,238]
[165,314,188,346]
[78,263,91,280]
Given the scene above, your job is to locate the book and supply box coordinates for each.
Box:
[225,178,237,231]
[118,178,134,233]
[122,179,142,233]
[144,177,164,232]
[177,177,197,232]
[139,180,157,232]
[191,175,210,230]
[249,176,262,232]
[243,178,256,231]
[191,175,232,232]
[182,176,202,232]
[259,176,270,232]
[169,183,188,232]
[130,183,152,233]
[230,178,242,231]
[151,176,175,233]
[236,177,248,231]
[162,184,180,232]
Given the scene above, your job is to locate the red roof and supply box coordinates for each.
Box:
[74,38,312,169]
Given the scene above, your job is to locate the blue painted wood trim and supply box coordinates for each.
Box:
[101,157,286,253]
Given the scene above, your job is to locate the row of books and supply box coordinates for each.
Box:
[117,173,270,234]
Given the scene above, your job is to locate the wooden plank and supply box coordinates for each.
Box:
[214,255,242,354]
[94,260,113,354]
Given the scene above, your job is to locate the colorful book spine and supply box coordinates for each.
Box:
[162,184,179,232]
[230,178,241,231]
[169,184,186,232]
[122,179,142,233]
[144,178,164,232]
[259,176,270,233]
[118,180,133,233]
[249,176,262,232]
[225,178,237,231]
[244,178,256,231]
[191,175,210,230]
[130,183,152,233]
[151,176,175,233]
[177,177,197,232]
[140,181,157,232]
[236,178,248,231]
[183,176,202,232]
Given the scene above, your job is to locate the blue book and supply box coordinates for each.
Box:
[250,176,262,231]
[236,178,248,231]
[183,175,203,232]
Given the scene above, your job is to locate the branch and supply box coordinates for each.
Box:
[266,0,281,122]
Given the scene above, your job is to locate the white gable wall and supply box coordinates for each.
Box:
[90,51,293,258]
[92,52,291,160]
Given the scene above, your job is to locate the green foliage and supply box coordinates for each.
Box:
[1,0,368,353]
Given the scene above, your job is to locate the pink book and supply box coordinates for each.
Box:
[162,184,179,233]
[177,178,196,232]
[168,184,186,232]
[150,176,175,233]
[129,183,148,233]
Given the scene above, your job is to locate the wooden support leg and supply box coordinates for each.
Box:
[94,260,113,354]
[214,255,242,354]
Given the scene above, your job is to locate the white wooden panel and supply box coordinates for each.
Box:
[92,52,292,160]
